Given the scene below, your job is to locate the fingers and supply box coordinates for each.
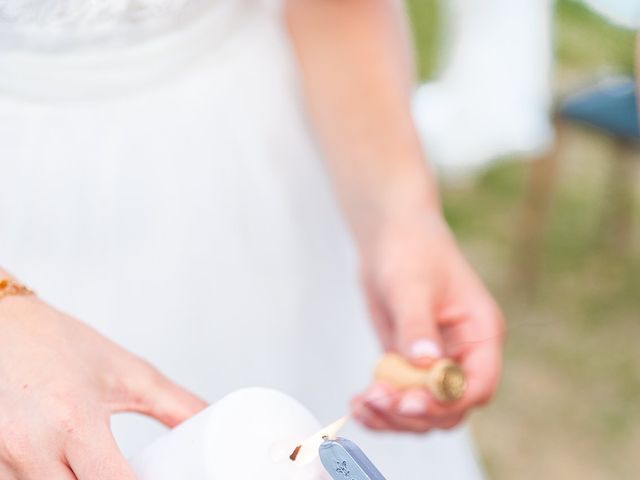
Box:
[456,338,502,411]
[3,464,77,480]
[354,385,465,433]
[358,249,504,434]
[393,388,465,430]
[142,372,208,428]
[388,320,502,422]
[378,389,434,433]
[351,394,395,431]
[65,422,136,480]
[356,383,398,415]
[389,284,443,367]
[23,464,77,480]
[440,298,503,415]
[116,361,208,428]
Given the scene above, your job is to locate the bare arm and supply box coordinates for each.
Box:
[286,0,504,432]
[285,0,438,242]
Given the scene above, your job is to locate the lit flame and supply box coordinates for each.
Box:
[290,415,350,465]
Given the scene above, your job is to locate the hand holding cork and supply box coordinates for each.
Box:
[349,352,470,433]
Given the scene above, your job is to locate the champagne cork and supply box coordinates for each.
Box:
[374,353,467,403]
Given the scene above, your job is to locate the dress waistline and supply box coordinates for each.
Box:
[0,0,248,102]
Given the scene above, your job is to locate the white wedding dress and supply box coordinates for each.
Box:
[0,1,484,478]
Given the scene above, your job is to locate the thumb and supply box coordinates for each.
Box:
[391,284,443,368]
[121,362,208,428]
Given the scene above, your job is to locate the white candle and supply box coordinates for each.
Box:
[131,388,331,480]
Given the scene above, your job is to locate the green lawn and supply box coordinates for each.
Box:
[406,1,639,478]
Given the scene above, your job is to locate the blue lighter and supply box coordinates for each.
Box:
[319,437,386,480]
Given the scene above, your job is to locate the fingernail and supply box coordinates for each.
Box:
[365,385,393,410]
[410,339,442,360]
[397,393,427,416]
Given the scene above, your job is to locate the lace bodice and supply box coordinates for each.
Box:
[0,0,216,50]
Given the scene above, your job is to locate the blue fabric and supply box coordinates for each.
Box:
[559,79,639,140]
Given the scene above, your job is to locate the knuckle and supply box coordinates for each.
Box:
[115,359,164,411]
[49,397,96,437]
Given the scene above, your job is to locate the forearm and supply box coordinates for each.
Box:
[285,0,439,244]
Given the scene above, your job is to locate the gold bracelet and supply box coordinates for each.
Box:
[0,278,35,301]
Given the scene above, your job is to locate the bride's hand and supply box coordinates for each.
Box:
[351,209,504,433]
[0,295,206,480]
[286,0,503,434]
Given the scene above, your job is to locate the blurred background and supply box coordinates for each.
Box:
[407,0,638,478]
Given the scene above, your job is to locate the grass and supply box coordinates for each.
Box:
[555,0,635,74]
[405,0,441,80]
[406,1,639,478]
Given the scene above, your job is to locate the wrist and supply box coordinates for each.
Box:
[0,274,39,319]
[347,168,442,249]
[0,278,34,301]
